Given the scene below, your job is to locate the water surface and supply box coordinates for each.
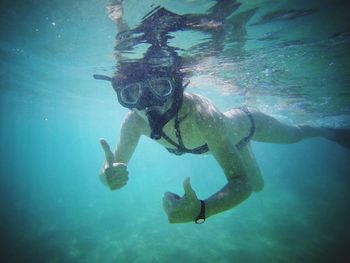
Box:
[1,0,349,262]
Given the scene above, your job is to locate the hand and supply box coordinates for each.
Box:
[100,138,128,191]
[162,177,201,224]
[107,1,124,22]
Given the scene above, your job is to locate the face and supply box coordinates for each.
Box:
[113,76,176,111]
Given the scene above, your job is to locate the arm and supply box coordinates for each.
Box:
[162,104,252,223]
[163,161,251,223]
[107,0,129,32]
[196,111,252,219]
[114,111,144,164]
[100,111,144,190]
[107,0,129,61]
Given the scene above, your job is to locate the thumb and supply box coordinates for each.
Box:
[183,177,197,200]
[100,138,115,166]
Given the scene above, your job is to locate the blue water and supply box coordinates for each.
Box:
[1,0,350,262]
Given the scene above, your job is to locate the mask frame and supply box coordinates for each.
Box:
[113,77,175,110]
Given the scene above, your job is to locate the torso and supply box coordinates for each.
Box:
[128,91,264,191]
[135,92,253,153]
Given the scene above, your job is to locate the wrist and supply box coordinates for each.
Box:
[195,200,206,224]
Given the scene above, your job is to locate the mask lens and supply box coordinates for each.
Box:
[149,79,173,97]
[119,83,142,105]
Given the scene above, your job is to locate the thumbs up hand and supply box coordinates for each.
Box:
[100,138,129,191]
[162,177,201,223]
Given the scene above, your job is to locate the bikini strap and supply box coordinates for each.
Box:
[174,113,186,149]
[162,112,209,155]
[235,107,255,150]
[161,112,186,151]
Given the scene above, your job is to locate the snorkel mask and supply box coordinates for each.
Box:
[94,52,185,140]
[111,65,177,110]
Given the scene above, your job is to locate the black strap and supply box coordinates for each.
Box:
[161,131,181,149]
[235,107,255,150]
[162,113,209,155]
[163,107,255,155]
[195,200,206,224]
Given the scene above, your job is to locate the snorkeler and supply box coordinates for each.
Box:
[95,1,350,224]
[94,45,349,224]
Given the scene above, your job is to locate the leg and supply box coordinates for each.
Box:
[324,128,350,150]
[250,109,330,144]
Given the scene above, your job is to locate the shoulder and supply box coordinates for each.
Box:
[184,92,216,108]
[122,111,142,125]
[184,92,222,119]
[121,111,148,135]
[183,92,225,137]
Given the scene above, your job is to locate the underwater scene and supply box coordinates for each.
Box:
[1,0,350,262]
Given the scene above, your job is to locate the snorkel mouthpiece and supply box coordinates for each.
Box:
[93,74,113,82]
[146,109,164,140]
[146,80,183,140]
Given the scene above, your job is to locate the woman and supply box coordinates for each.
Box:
[96,1,348,224]
[94,49,347,224]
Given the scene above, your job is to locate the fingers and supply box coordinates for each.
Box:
[102,161,128,191]
[183,177,197,199]
[105,167,128,190]
[162,193,171,214]
[108,176,128,190]
[99,138,128,191]
[100,138,115,166]
[105,165,128,176]
[162,192,178,215]
[164,192,181,201]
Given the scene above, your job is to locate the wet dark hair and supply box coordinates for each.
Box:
[113,46,183,86]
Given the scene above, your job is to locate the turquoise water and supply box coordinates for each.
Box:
[1,0,350,262]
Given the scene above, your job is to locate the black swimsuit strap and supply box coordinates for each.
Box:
[162,113,209,155]
[161,130,181,149]
[161,113,184,149]
[163,106,255,155]
[174,113,186,149]
[235,107,255,150]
